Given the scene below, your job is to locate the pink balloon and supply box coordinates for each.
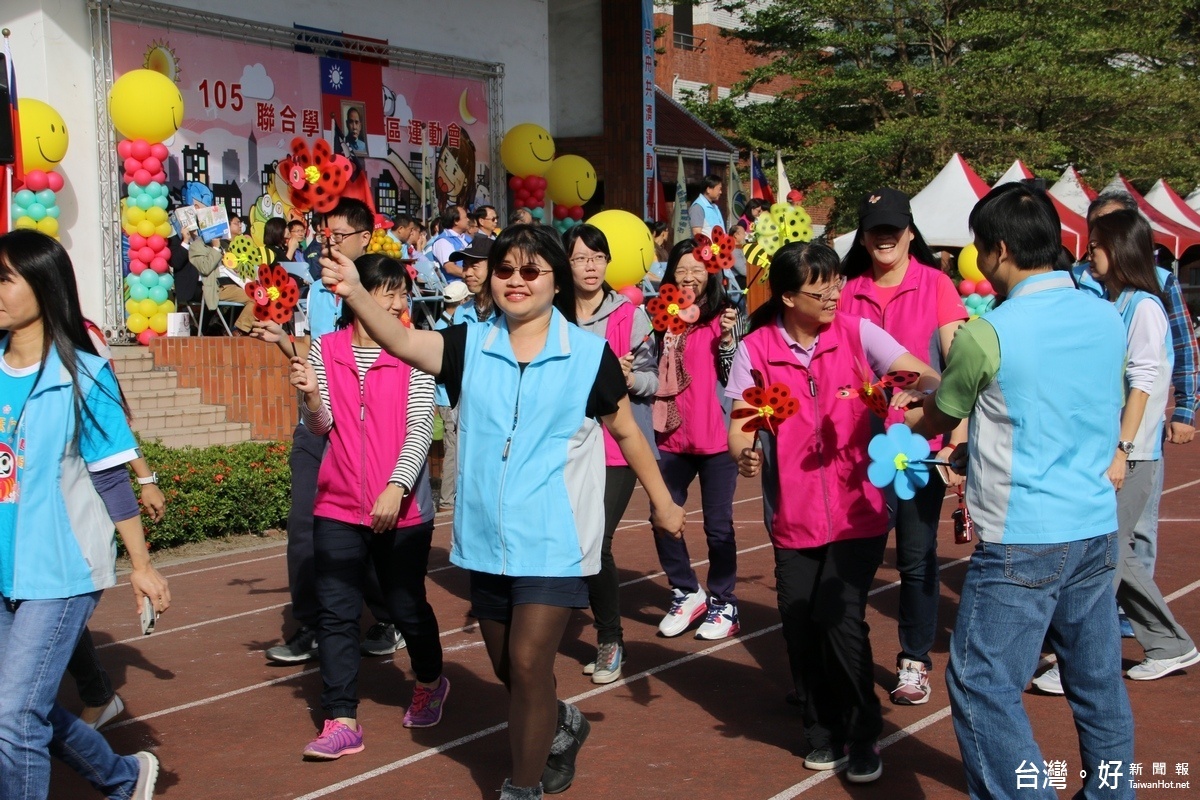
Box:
[122,171,135,185]
[150,257,169,273]
[569,206,584,221]
[151,171,166,185]
[134,246,152,263]
[46,172,64,192]
[137,329,157,346]
[124,157,141,174]
[616,285,644,306]
[975,279,994,296]
[129,233,147,250]
[132,169,152,186]
[24,171,49,192]
[958,279,976,297]
[143,157,162,174]
[147,235,166,252]
[150,143,169,161]
[131,140,152,160]
[129,259,147,274]
[117,140,133,159]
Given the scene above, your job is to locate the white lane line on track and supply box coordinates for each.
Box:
[114,552,286,589]
[1162,477,1200,495]
[1164,577,1200,603]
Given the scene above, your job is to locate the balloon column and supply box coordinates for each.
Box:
[500,123,554,225]
[956,244,996,318]
[11,99,69,238]
[108,69,185,344]
[545,154,597,233]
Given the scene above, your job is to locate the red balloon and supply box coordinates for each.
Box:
[508,175,524,190]
[143,157,162,174]
[128,259,147,274]
[515,189,530,203]
[136,246,155,263]
[616,285,644,306]
[531,189,545,202]
[529,176,545,190]
[46,172,64,192]
[150,143,169,161]
[24,171,49,192]
[150,257,169,273]
[958,279,976,297]
[129,233,147,250]
[133,169,153,186]
[147,235,167,252]
[975,279,994,296]
[553,204,569,220]
[124,157,141,174]
[137,329,157,346]
[117,140,133,159]
[569,206,585,221]
[150,171,166,184]
[131,140,152,160]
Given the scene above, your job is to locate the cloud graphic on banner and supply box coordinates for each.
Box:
[384,87,413,125]
[240,64,275,100]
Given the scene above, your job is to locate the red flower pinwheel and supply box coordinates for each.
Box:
[731,368,799,436]
[693,227,737,275]
[646,285,700,334]
[245,262,301,324]
[278,137,353,213]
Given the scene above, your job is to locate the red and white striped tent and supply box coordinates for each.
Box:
[1144,179,1200,234]
[994,160,1089,260]
[1102,175,1200,260]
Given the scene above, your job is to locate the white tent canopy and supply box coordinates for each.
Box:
[1145,180,1200,233]
[1183,188,1200,214]
[1048,166,1095,218]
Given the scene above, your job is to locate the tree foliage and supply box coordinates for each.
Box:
[694,0,1200,229]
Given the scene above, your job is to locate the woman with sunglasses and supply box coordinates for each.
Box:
[651,237,743,641]
[562,224,659,685]
[730,242,940,784]
[0,230,169,799]
[839,188,968,706]
[321,224,685,800]
[286,254,448,760]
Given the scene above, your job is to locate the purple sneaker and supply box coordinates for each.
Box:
[302,719,364,760]
[403,675,450,728]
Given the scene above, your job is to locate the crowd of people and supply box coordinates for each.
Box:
[0,176,1196,800]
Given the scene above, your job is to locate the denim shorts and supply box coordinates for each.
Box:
[469,571,589,621]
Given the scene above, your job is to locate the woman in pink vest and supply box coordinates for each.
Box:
[729,241,939,784]
[288,254,447,760]
[563,224,659,685]
[653,238,743,640]
[839,188,968,707]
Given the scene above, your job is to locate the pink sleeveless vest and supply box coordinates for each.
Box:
[656,314,729,455]
[601,302,636,466]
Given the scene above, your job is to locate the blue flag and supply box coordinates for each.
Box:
[319,57,353,96]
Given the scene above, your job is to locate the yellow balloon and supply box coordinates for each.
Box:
[500,123,555,177]
[159,300,177,314]
[958,243,984,283]
[18,99,69,172]
[138,298,160,318]
[36,217,59,238]
[125,299,140,316]
[127,313,149,334]
[590,210,655,291]
[125,206,146,226]
[149,313,169,334]
[146,206,167,225]
[14,216,37,230]
[545,155,597,206]
[108,69,184,142]
[156,222,174,238]
[136,220,156,238]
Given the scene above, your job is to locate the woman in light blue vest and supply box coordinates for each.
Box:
[321,225,685,800]
[0,230,170,800]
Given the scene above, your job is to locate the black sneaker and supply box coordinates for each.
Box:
[542,713,591,794]
[845,743,882,784]
[803,745,848,771]
[266,626,318,664]
[361,623,406,656]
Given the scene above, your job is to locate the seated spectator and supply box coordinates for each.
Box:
[184,221,256,335]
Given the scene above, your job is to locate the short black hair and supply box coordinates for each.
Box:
[702,174,723,192]
[440,205,465,230]
[969,183,1062,271]
[392,213,413,229]
[471,205,497,224]
[323,198,373,233]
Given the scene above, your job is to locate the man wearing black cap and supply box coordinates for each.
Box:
[449,237,494,324]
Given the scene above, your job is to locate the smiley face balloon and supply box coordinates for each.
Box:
[108,69,184,143]
[500,123,555,177]
[545,155,597,207]
[18,99,69,172]
[590,209,655,291]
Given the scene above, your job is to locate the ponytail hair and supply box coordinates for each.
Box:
[747,241,842,333]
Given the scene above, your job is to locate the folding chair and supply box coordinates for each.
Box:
[198,300,243,335]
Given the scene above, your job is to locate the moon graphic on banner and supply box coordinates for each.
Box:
[459,89,477,126]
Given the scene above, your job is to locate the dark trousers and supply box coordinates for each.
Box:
[287,423,389,629]
[66,628,112,707]
[587,466,638,645]
[893,473,945,667]
[775,535,887,751]
[313,517,442,720]
[653,451,740,605]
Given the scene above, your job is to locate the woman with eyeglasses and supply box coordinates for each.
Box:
[839,188,968,707]
[730,242,940,784]
[321,224,685,800]
[562,224,659,685]
[651,237,743,641]
[288,254,448,760]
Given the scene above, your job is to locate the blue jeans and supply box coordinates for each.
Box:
[0,592,139,800]
[947,535,1133,800]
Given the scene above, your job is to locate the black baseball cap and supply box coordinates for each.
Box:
[448,237,493,263]
[857,187,913,231]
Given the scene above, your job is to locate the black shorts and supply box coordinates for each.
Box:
[469,571,589,621]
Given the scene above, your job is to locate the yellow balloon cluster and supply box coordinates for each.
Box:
[108,69,184,143]
[500,123,555,177]
[544,154,597,206]
[121,198,173,239]
[368,229,402,258]
[746,203,814,272]
[957,244,984,282]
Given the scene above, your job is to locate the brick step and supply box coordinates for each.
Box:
[109,347,156,374]
[116,369,180,392]
[131,403,230,428]
[138,422,254,449]
[123,387,203,411]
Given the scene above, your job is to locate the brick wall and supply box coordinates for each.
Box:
[150,337,304,442]
[654,16,797,100]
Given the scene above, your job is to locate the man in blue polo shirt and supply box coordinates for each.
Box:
[688,174,725,237]
[908,183,1133,799]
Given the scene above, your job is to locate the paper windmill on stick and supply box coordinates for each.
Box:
[731,369,799,436]
[245,261,300,325]
[867,424,937,500]
[837,361,921,418]
[279,137,353,213]
[646,285,700,335]
[694,227,737,275]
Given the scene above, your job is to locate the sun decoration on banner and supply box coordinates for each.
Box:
[143,40,180,83]
[327,63,345,91]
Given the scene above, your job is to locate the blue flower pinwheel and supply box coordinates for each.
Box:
[867,423,932,500]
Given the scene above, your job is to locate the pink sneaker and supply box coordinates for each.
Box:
[302,719,364,760]
[403,675,450,728]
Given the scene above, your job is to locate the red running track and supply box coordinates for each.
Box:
[53,449,1200,799]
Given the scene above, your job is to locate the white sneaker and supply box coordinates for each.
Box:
[1127,647,1200,681]
[1032,664,1064,695]
[658,589,708,637]
[86,694,125,730]
[695,601,740,640]
[131,751,160,800]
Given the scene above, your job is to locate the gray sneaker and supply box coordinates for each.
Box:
[1127,647,1200,681]
[131,751,160,800]
[361,623,406,656]
[590,642,623,685]
[266,626,318,664]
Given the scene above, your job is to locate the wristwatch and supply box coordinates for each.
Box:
[1117,441,1135,456]
[137,472,159,485]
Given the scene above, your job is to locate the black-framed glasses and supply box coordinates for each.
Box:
[493,264,553,281]
[796,277,846,303]
[570,254,608,267]
[325,229,370,244]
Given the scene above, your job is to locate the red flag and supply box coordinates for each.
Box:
[750,152,774,204]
